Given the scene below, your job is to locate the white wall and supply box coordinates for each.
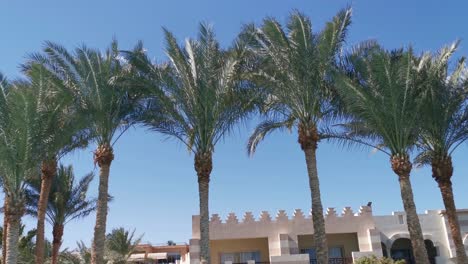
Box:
[374,210,452,263]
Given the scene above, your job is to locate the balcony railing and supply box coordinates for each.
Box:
[231,262,270,264]
[391,257,436,264]
[310,258,353,264]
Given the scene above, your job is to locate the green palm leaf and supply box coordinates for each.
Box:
[125,23,256,263]
[243,9,352,264]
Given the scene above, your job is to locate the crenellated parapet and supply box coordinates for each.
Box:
[359,205,372,216]
[260,211,272,223]
[207,206,372,224]
[342,206,354,217]
[326,207,337,218]
[210,214,222,224]
[276,210,288,222]
[192,205,376,240]
[243,212,255,224]
[293,209,306,221]
[226,212,239,224]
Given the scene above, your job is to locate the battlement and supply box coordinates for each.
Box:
[192,205,375,241]
[208,205,373,225]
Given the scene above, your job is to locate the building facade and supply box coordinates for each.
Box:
[130,244,189,263]
[186,205,468,264]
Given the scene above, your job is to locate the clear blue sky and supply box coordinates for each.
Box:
[1,0,468,249]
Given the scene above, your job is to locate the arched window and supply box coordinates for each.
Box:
[391,238,413,264]
[390,237,437,264]
[425,240,437,264]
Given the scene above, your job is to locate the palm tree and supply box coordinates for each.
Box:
[125,24,255,263]
[20,61,90,264]
[243,9,352,264]
[414,42,468,263]
[34,40,140,264]
[49,241,92,264]
[334,43,430,264]
[105,228,142,264]
[77,241,92,264]
[0,225,51,264]
[16,226,37,264]
[27,164,96,264]
[0,75,51,264]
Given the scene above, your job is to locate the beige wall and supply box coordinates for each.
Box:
[210,238,270,263]
[193,206,375,241]
[298,233,359,258]
[191,206,381,263]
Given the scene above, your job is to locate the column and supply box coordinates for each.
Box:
[189,239,200,264]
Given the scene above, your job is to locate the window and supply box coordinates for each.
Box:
[239,252,260,262]
[329,246,343,258]
[300,248,316,259]
[221,253,235,262]
[158,253,181,264]
[398,215,404,224]
[391,249,412,261]
[220,251,261,263]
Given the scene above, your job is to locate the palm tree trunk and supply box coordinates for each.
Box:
[303,147,328,264]
[298,124,328,264]
[91,162,110,264]
[91,144,114,264]
[391,156,429,264]
[5,200,22,264]
[3,199,8,264]
[195,152,212,264]
[51,224,63,264]
[398,175,429,264]
[439,180,467,263]
[35,158,57,264]
[432,156,467,263]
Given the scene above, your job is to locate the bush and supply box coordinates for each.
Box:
[355,256,406,264]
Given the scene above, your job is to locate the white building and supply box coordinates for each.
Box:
[185,205,468,264]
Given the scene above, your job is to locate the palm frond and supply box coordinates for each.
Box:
[244,9,352,150]
[335,43,423,157]
[317,7,352,65]
[29,40,141,147]
[27,164,96,227]
[247,117,295,156]
[414,41,468,164]
[129,24,257,157]
[105,228,143,263]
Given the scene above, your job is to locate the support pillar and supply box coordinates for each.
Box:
[189,239,200,264]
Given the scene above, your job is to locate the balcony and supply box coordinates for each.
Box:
[310,258,353,264]
[223,258,353,264]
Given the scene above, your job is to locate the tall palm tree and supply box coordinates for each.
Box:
[0,76,48,264]
[414,42,468,263]
[334,43,430,264]
[243,9,352,264]
[126,24,255,263]
[34,40,140,264]
[21,62,90,264]
[0,225,51,264]
[27,164,96,264]
[105,228,142,264]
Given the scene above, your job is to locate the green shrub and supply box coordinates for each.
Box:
[355,256,406,264]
